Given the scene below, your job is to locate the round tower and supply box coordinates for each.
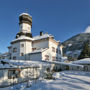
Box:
[16,13,32,38]
[19,13,32,33]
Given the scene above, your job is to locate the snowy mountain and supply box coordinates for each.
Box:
[62,33,90,59]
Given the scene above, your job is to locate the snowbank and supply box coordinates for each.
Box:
[73,58,90,65]
[8,71,90,90]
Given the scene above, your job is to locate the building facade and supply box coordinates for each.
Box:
[8,13,63,61]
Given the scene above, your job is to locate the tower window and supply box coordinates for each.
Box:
[13,48,17,53]
[21,44,24,47]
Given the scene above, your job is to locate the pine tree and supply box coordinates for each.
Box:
[78,41,90,59]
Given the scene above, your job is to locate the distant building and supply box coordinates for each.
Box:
[0,52,9,60]
[8,13,63,61]
[73,58,90,71]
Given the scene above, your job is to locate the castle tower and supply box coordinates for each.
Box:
[16,13,32,38]
[19,13,32,33]
[9,13,33,60]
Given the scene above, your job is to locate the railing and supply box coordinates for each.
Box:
[0,66,40,88]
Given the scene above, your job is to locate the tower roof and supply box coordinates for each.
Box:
[19,13,32,17]
[19,12,32,26]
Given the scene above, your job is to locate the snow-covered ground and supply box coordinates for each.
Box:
[3,71,89,90]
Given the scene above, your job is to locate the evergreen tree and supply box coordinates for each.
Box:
[78,41,90,59]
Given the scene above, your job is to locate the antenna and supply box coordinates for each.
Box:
[25,8,28,13]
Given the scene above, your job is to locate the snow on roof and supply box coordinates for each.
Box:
[10,60,40,68]
[0,64,17,69]
[0,59,17,68]
[19,13,32,17]
[33,33,54,41]
[0,59,41,68]
[11,34,53,43]
[73,58,90,65]
[11,35,33,43]
[11,33,60,44]
[42,60,84,67]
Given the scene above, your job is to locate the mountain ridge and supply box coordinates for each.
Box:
[62,33,90,59]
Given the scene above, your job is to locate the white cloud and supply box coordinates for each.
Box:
[85,26,90,33]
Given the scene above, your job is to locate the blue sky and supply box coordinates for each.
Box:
[0,0,90,53]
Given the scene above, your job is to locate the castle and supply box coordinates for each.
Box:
[8,13,63,61]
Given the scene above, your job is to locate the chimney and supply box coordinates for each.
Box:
[40,31,43,36]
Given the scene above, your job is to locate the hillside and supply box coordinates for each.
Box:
[62,33,90,59]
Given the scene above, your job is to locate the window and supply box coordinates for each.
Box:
[8,70,15,79]
[13,48,17,53]
[8,69,20,79]
[20,25,23,29]
[56,49,58,53]
[9,53,11,59]
[32,48,36,51]
[45,55,49,60]
[28,27,30,30]
[58,50,61,54]
[52,56,56,61]
[21,44,24,47]
[13,56,16,60]
[52,47,55,52]
[21,53,24,56]
[58,57,61,60]
[56,57,58,61]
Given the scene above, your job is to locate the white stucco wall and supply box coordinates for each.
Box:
[11,42,20,60]
[21,41,32,60]
[32,39,49,49]
[20,41,32,53]
[10,40,32,60]
[20,23,31,33]
[49,40,62,61]
[29,53,42,61]
[42,49,52,61]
